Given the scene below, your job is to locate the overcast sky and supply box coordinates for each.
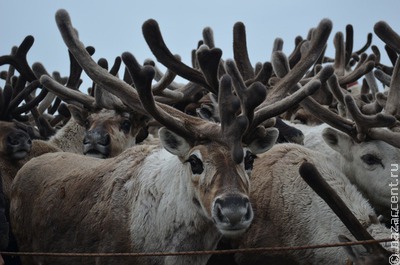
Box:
[1,0,399,90]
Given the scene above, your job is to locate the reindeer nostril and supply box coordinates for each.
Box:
[103,134,110,145]
[216,204,229,223]
[244,202,252,221]
[84,130,110,146]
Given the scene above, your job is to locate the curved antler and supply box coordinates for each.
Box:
[374,21,400,54]
[0,36,37,82]
[266,18,332,104]
[142,19,212,90]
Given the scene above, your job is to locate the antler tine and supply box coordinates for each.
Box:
[344,95,396,141]
[374,69,391,88]
[142,19,211,90]
[233,22,254,81]
[300,98,355,137]
[385,55,400,116]
[66,46,95,90]
[354,33,373,55]
[0,88,5,119]
[288,37,306,68]
[0,84,13,120]
[151,64,178,93]
[40,75,96,109]
[344,25,354,67]
[202,27,215,49]
[374,21,400,54]
[109,56,122,76]
[0,36,37,82]
[196,44,223,94]
[142,59,186,104]
[143,58,183,91]
[267,19,332,104]
[333,31,346,77]
[327,73,348,116]
[245,62,273,87]
[299,162,389,257]
[338,54,375,87]
[2,47,17,84]
[371,45,381,66]
[31,62,58,114]
[225,59,266,127]
[384,45,398,68]
[7,80,41,112]
[252,79,322,130]
[93,57,131,112]
[364,71,379,99]
[272,37,284,52]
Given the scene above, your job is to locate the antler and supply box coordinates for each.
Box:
[374,21,400,54]
[233,22,254,81]
[0,36,37,82]
[55,9,278,164]
[265,18,332,104]
[142,19,214,91]
[225,56,323,141]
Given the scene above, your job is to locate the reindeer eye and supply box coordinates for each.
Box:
[244,151,257,171]
[120,120,131,134]
[361,154,382,167]
[186,154,204,174]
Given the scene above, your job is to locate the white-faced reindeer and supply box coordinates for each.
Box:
[227,143,392,265]
[301,72,400,222]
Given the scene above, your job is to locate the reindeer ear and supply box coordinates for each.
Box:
[159,127,191,157]
[67,104,89,127]
[247,128,279,154]
[322,127,354,160]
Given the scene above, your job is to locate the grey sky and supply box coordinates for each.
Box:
[1,0,399,89]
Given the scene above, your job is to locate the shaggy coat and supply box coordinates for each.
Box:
[231,144,391,264]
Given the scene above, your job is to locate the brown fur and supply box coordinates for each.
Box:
[10,145,155,265]
[0,140,61,199]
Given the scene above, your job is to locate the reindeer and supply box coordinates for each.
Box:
[299,69,400,222]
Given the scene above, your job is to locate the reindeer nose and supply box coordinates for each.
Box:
[83,129,111,158]
[213,195,253,235]
[7,132,31,146]
[6,131,32,160]
[84,129,110,146]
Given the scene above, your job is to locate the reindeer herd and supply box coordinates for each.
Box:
[0,9,399,265]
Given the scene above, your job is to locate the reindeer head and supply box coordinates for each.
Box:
[0,121,32,160]
[68,106,149,158]
[127,62,278,236]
